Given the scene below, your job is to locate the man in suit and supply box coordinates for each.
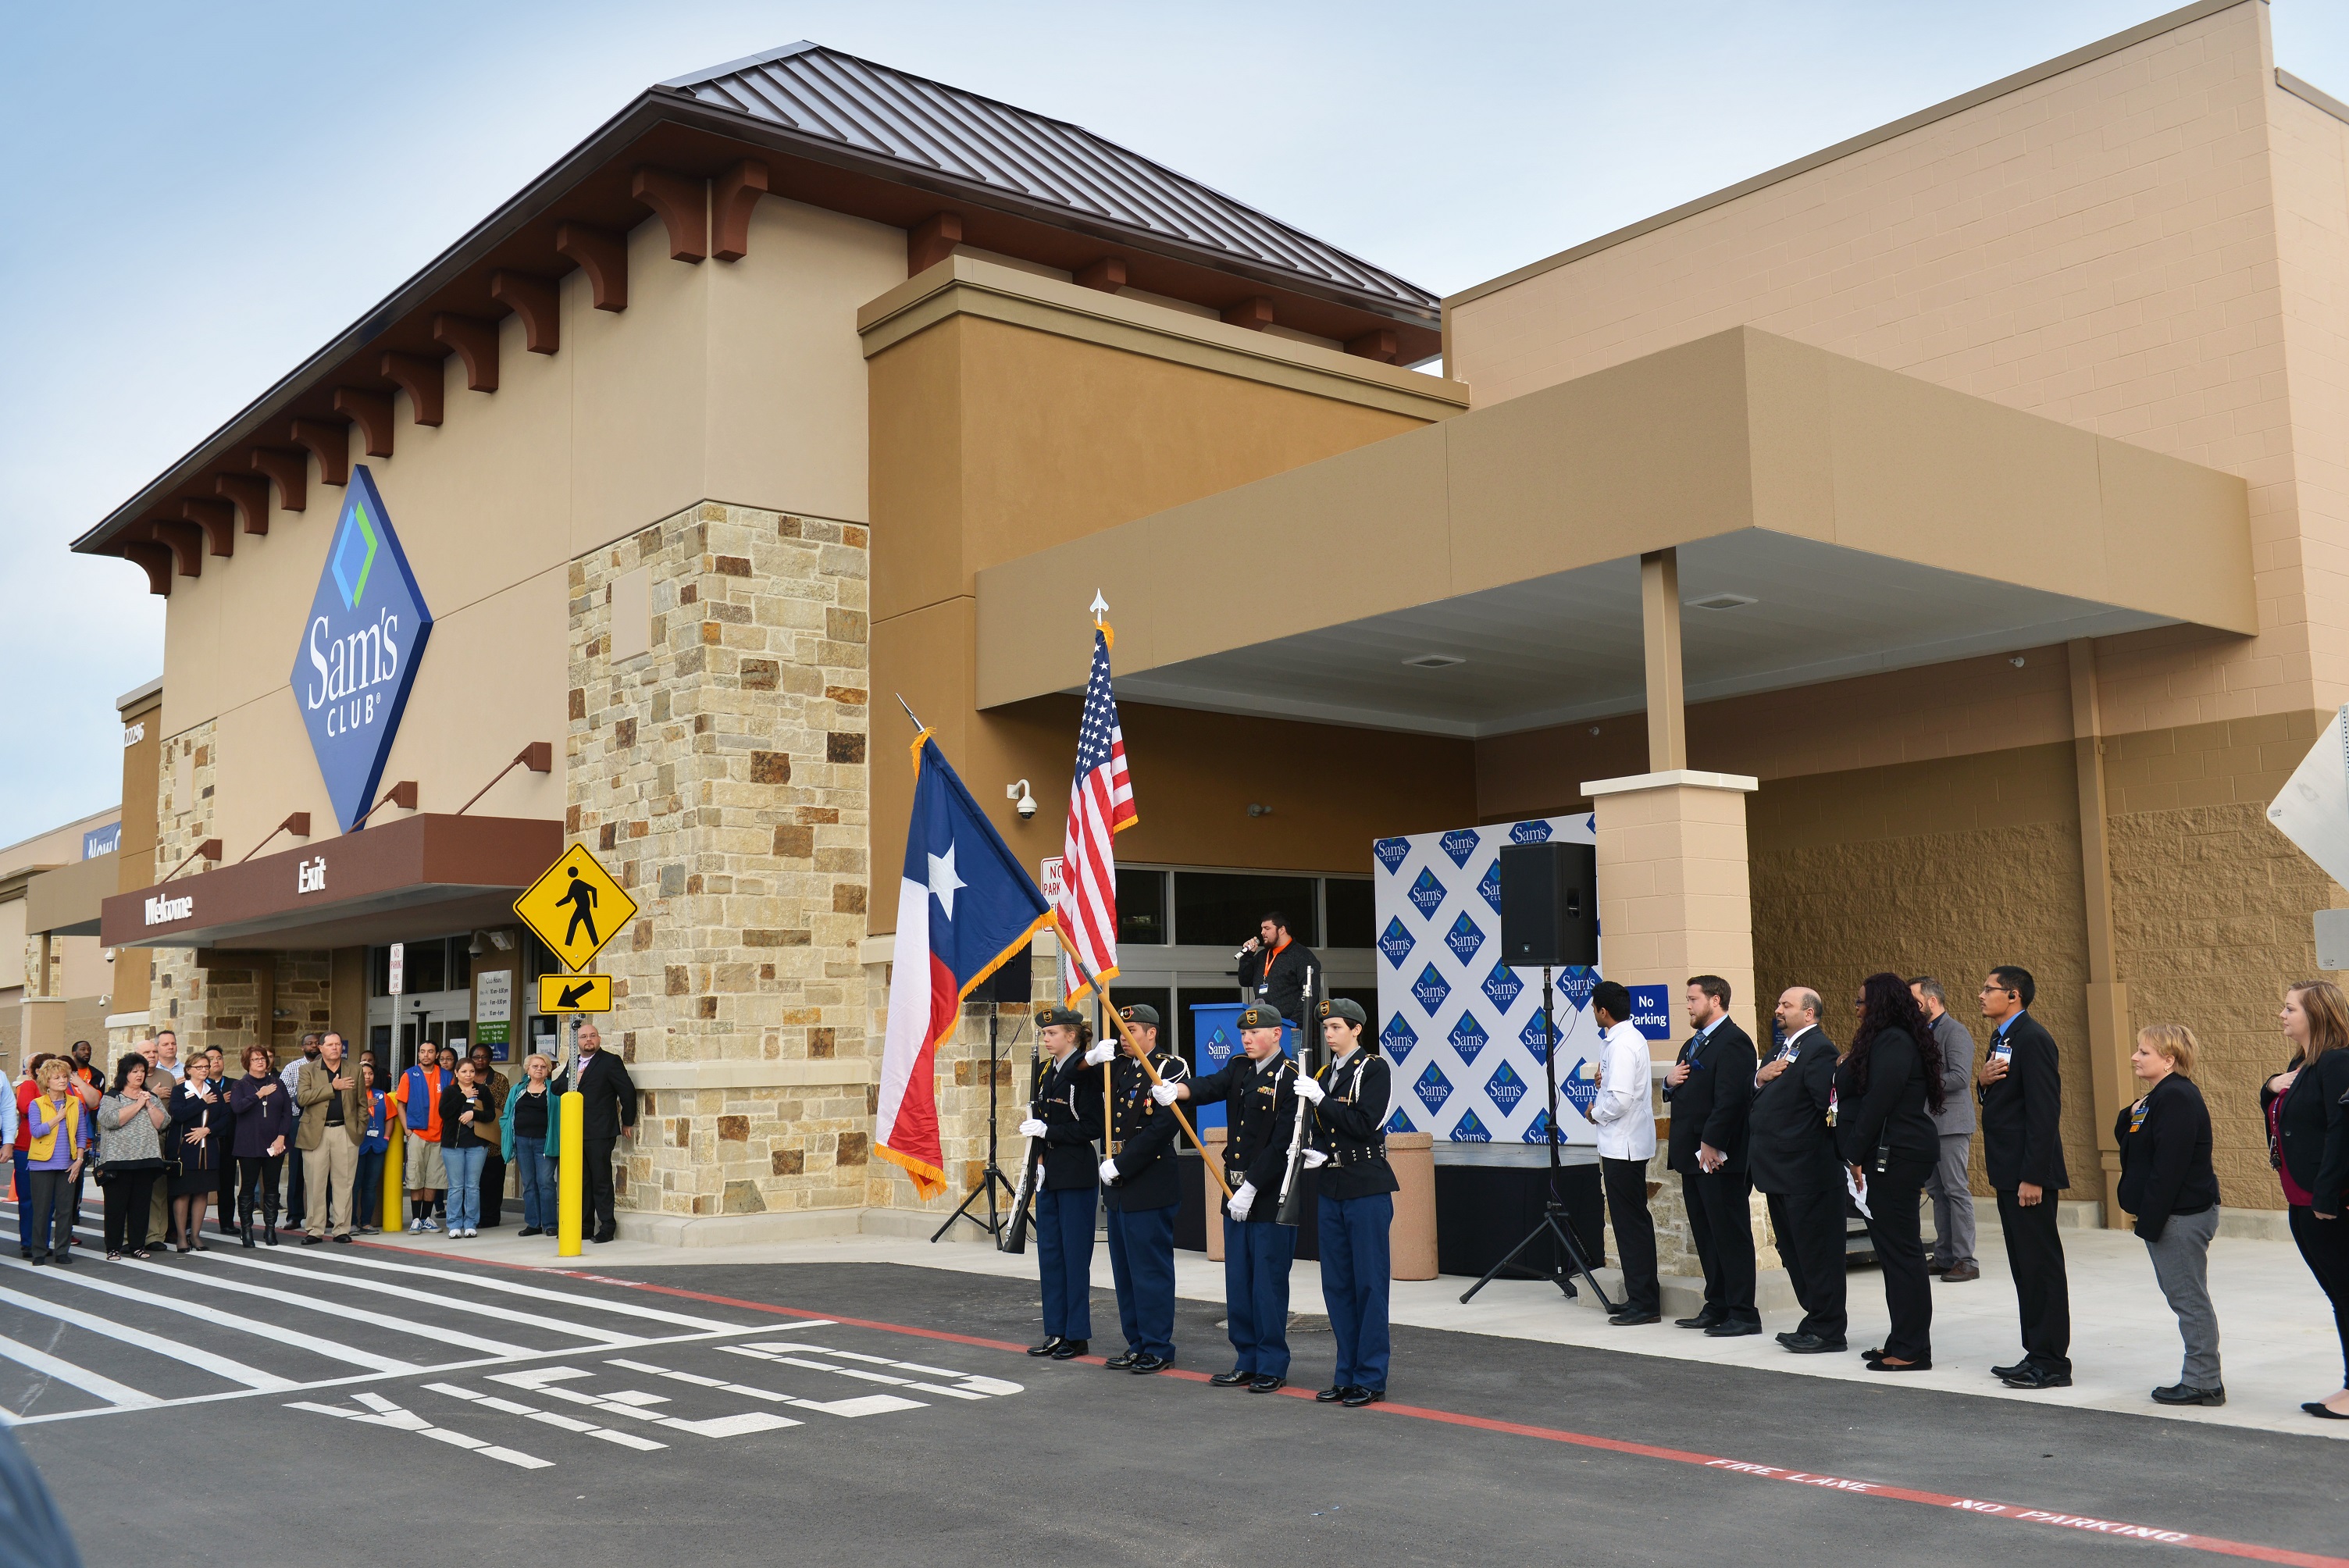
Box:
[1018,1007,1103,1360]
[1748,988,1845,1352]
[1977,965,2071,1388]
[1911,975,1981,1283]
[552,1021,636,1244]
[1662,974,1759,1336]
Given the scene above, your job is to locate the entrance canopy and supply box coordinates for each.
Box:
[975,327,2254,736]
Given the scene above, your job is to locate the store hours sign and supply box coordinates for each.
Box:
[294,465,433,832]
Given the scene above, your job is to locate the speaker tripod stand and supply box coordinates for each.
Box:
[1459,965,1617,1311]
[931,1005,1025,1242]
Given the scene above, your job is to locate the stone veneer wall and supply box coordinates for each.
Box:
[569,500,872,1221]
[145,722,218,1069]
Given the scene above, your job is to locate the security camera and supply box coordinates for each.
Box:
[1008,779,1038,820]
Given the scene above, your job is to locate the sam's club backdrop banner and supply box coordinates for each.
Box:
[1374,815,1616,1146]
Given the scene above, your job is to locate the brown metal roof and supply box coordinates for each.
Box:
[665,44,1438,318]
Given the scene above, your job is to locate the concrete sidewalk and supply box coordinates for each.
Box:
[384,1215,2349,1442]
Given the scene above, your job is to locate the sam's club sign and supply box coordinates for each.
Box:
[294,466,432,832]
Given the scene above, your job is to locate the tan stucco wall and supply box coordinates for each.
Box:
[153,194,904,855]
[1449,2,2339,749]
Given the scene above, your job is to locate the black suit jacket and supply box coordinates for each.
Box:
[1834,1027,1937,1169]
[1100,1048,1187,1211]
[1745,1028,1839,1195]
[2266,1049,2349,1212]
[552,1049,637,1142]
[1979,1012,2067,1192]
[1663,1018,1756,1175]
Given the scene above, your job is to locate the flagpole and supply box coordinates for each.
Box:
[1065,947,1233,1202]
[896,694,925,733]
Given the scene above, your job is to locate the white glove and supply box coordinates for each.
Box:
[1303,1149,1330,1169]
[1293,1074,1325,1105]
[1018,1118,1048,1138]
[1083,1040,1116,1067]
[1227,1181,1257,1220]
[1098,1158,1121,1186]
[1150,1082,1180,1106]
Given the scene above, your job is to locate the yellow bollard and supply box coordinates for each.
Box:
[383,1119,405,1231]
[557,1091,583,1257]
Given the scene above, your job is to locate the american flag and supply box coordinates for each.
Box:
[1059,625,1136,1001]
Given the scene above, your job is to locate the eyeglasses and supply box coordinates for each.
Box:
[1979,984,2014,995]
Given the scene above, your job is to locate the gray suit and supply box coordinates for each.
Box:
[1924,1010,1977,1267]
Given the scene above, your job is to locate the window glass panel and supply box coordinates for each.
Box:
[1117,869,1168,946]
[1172,871,1317,949]
[405,939,447,997]
[448,937,472,992]
[370,946,391,999]
[1323,878,1374,950]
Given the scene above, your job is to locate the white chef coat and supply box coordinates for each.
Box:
[1587,1018,1656,1161]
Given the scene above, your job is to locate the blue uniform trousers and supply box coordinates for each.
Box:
[1318,1192,1393,1391]
[1035,1185,1096,1341]
[13,1151,32,1253]
[1223,1217,1296,1377]
[1105,1203,1177,1360]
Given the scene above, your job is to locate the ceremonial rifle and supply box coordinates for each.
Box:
[997,1013,1048,1255]
[1273,965,1318,1227]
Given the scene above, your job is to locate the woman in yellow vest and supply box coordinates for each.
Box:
[25,1058,87,1267]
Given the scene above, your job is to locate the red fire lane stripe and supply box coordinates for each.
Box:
[388,1250,2349,1568]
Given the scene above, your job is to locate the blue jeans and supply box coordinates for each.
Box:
[355,1149,385,1229]
[444,1144,486,1231]
[514,1136,557,1230]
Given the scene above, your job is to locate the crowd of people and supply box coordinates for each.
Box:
[1578,968,2349,1422]
[6,1019,639,1261]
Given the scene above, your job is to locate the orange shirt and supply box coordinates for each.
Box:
[392,1066,447,1139]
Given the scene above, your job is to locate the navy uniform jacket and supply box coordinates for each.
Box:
[1663,1017,1756,1176]
[1745,1028,1840,1196]
[1310,1048,1399,1201]
[1100,1046,1189,1211]
[1979,1012,2067,1192]
[1030,1050,1103,1191]
[1187,1051,1298,1218]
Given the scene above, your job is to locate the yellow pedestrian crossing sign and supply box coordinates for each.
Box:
[536,974,612,1013]
[513,844,638,972]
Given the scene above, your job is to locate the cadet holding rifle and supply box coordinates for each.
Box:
[1018,1007,1104,1361]
[1298,997,1397,1407]
[1161,1003,1299,1392]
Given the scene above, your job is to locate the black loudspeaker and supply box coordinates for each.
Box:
[1498,842,1598,967]
[988,945,1034,1004]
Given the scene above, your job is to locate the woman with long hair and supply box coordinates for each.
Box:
[354,1059,390,1236]
[168,1053,230,1252]
[2263,980,2349,1420]
[1837,971,1944,1371]
[96,1054,172,1260]
[226,1044,292,1247]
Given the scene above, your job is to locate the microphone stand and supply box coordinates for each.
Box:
[1459,964,1616,1310]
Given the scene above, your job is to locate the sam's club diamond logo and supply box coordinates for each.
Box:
[1559,1064,1599,1119]
[1557,967,1598,1010]
[1447,1012,1489,1065]
[1377,917,1413,968]
[1383,1107,1413,1135]
[1407,868,1447,918]
[1481,961,1523,1011]
[1411,964,1452,1015]
[1477,861,1503,914]
[294,465,432,833]
[1508,819,1553,844]
[1413,1062,1453,1114]
[1520,1011,1556,1054]
[1450,1108,1492,1142]
[1381,1012,1419,1056]
[1520,1107,1555,1143]
[1485,1060,1528,1112]
[1444,911,1485,964]
[1373,837,1410,874]
[1439,828,1480,868]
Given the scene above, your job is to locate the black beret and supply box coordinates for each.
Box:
[1319,997,1367,1028]
[1236,1003,1285,1032]
[1118,1003,1160,1028]
[1035,1006,1087,1031]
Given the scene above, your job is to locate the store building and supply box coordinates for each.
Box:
[73,0,2349,1245]
[2,804,123,1072]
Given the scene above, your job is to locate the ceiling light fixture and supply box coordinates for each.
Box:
[1688,593,1757,611]
[1403,653,1466,669]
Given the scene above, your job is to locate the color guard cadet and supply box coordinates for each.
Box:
[1296,996,1398,1407]
[1018,1006,1102,1360]
[1162,1002,1299,1392]
[1096,1003,1189,1375]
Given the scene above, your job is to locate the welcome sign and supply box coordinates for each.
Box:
[293,465,433,832]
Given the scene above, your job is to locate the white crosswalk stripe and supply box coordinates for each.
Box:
[0,1281,295,1392]
[181,1249,647,1346]
[0,1255,412,1374]
[107,1255,534,1357]
[0,1331,159,1409]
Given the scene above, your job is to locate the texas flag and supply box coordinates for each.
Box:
[875,732,1056,1198]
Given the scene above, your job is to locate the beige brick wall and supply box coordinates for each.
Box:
[149,721,217,1061]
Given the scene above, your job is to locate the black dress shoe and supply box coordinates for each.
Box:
[2152,1383,2225,1406]
[1674,1310,1724,1330]
[1049,1339,1088,1360]
[1247,1374,1286,1393]
[1870,1356,1933,1372]
[1774,1331,1802,1345]
[1210,1369,1254,1387]
[1704,1320,1762,1338]
[1783,1334,1848,1354]
[2001,1366,2070,1389]
[1340,1388,1385,1408]
[1128,1354,1171,1375]
[1990,1360,2030,1380]
[301,1235,323,1246]
[332,1235,353,1244]
[1103,1349,1141,1370]
[1609,1310,1661,1326]
[2301,1401,2349,1420]
[1028,1337,1066,1358]
[1315,1385,1353,1403]
[518,1227,543,1238]
[591,1231,616,1245]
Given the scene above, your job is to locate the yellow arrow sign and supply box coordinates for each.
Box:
[513,844,639,972]
[536,974,612,1014]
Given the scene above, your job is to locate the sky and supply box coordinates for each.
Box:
[4,0,2346,839]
